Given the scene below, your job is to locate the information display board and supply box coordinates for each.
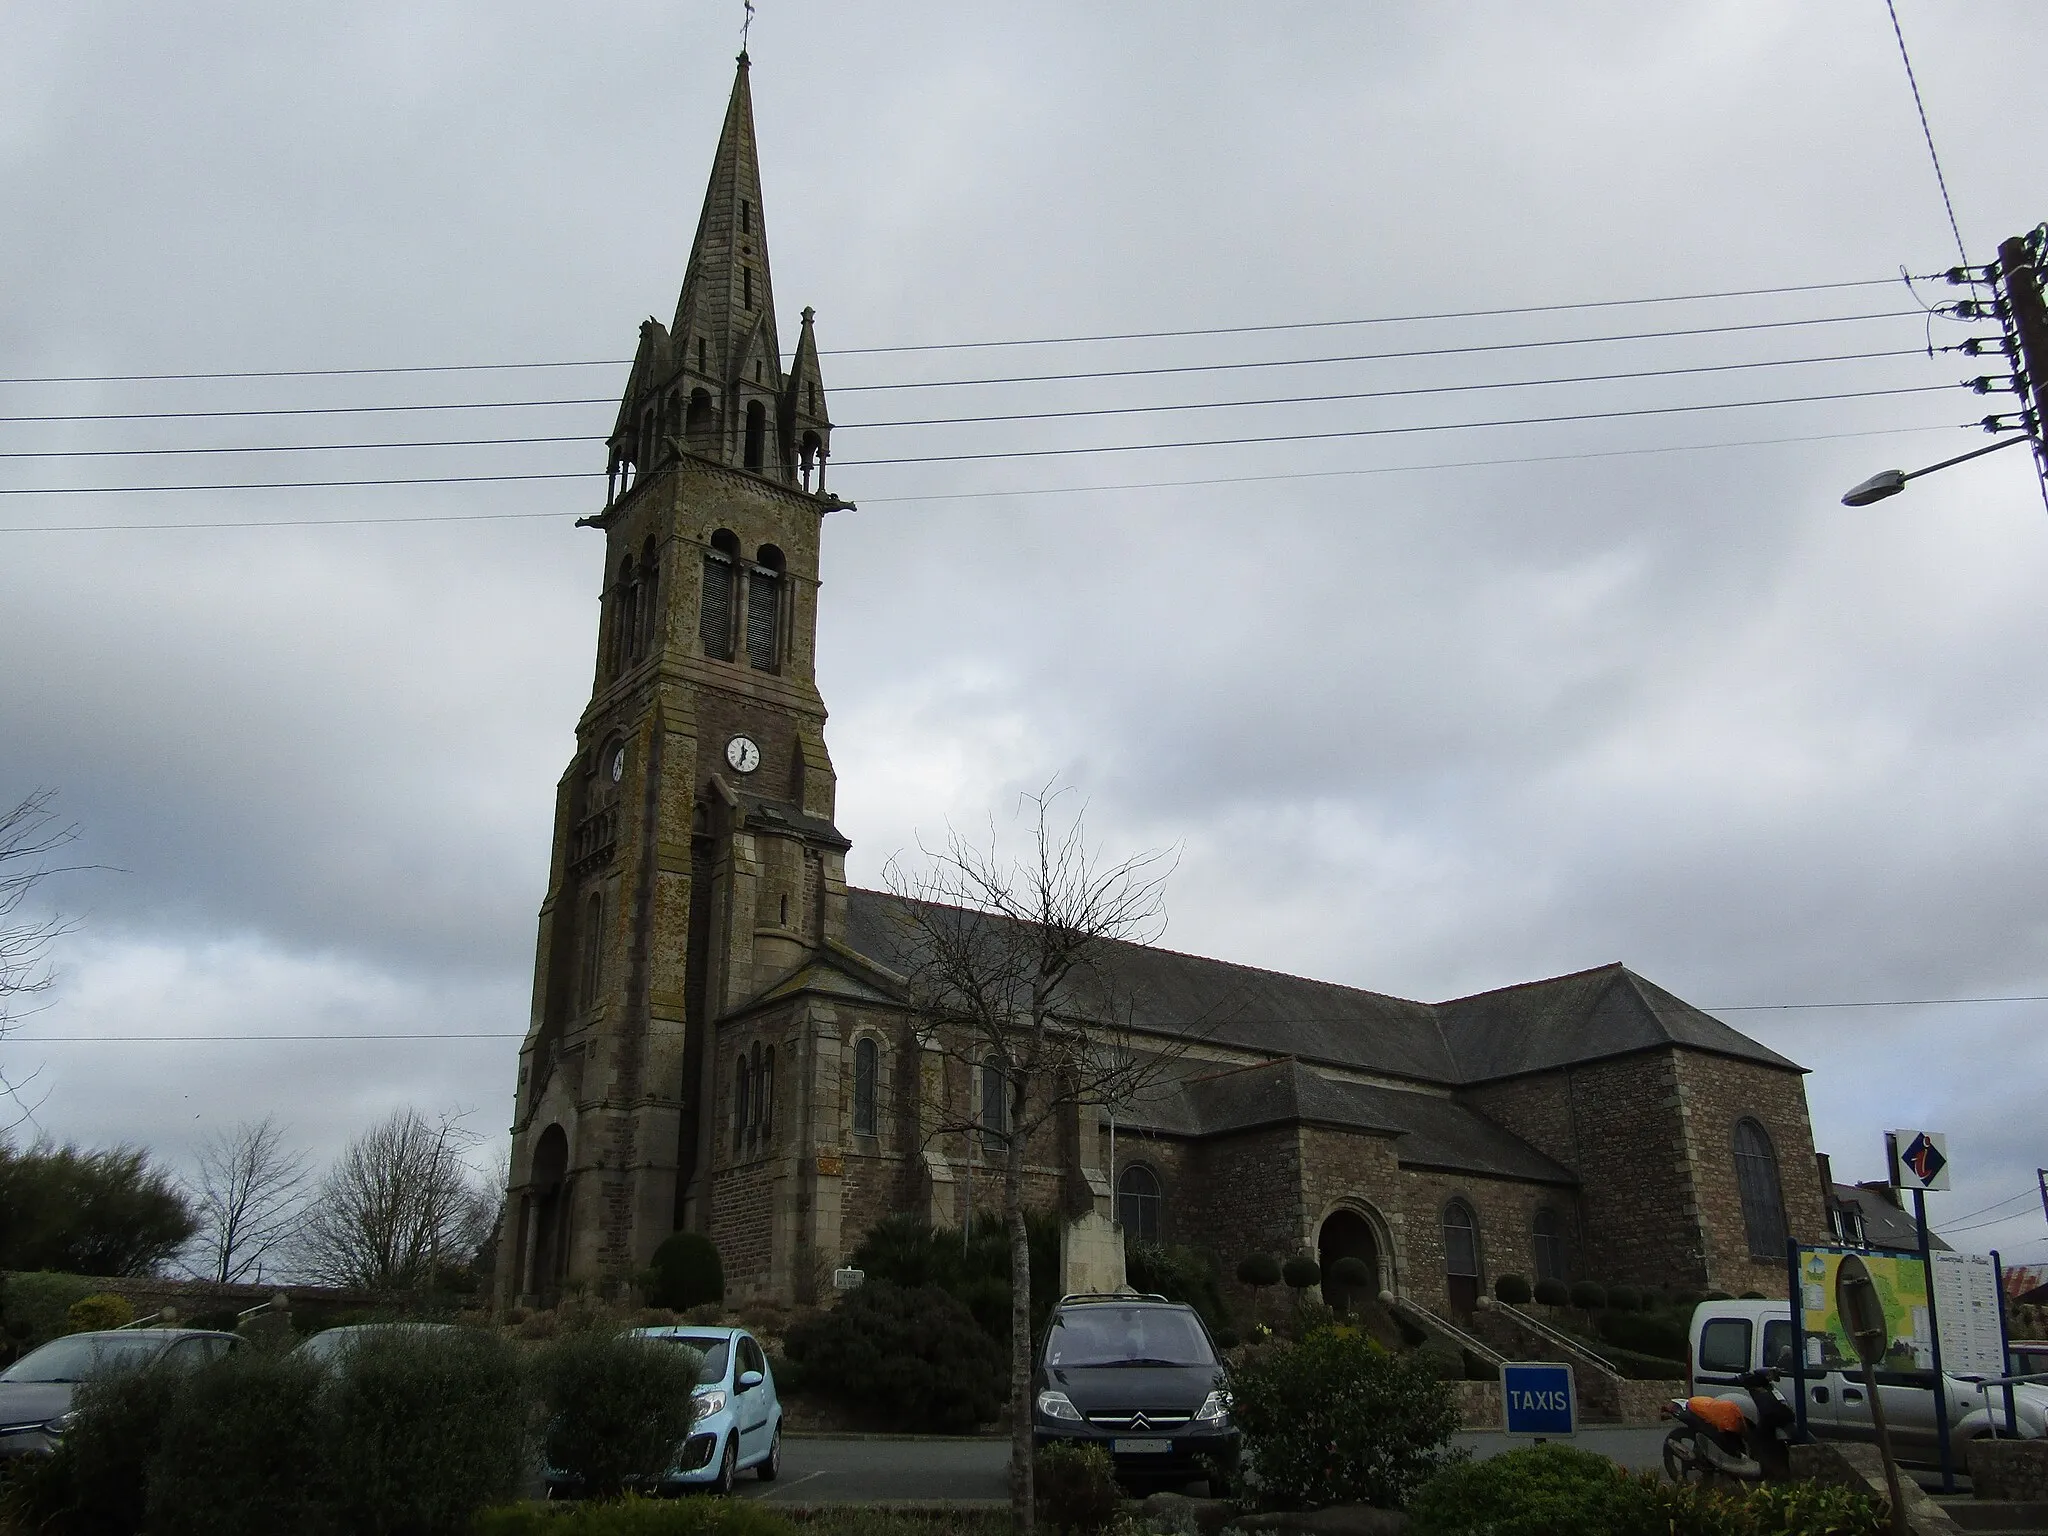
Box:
[1930,1251,2006,1378]
[1796,1246,1934,1371]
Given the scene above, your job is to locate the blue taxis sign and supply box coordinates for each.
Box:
[1500,1362,1576,1437]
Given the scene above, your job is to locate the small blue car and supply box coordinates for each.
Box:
[545,1325,783,1497]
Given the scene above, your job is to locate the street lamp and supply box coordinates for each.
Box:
[1840,432,2032,507]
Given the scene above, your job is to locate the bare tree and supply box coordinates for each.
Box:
[884,786,1199,1535]
[297,1108,494,1293]
[1,790,80,1125]
[187,1116,310,1285]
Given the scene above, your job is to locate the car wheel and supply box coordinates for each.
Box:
[712,1433,738,1496]
[756,1424,781,1481]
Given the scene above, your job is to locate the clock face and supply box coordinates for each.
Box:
[725,735,761,775]
[609,746,626,783]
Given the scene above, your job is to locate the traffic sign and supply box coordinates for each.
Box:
[1500,1362,1576,1438]
[1888,1130,1951,1192]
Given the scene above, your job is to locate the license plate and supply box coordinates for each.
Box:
[1113,1438,1172,1454]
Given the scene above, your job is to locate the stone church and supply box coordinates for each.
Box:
[498,56,1826,1320]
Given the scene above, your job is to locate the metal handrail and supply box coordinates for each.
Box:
[1388,1295,1507,1367]
[1496,1303,1620,1376]
[1971,1372,2048,1439]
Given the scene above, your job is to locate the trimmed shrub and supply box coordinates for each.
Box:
[1703,1289,1734,1302]
[474,1497,803,1536]
[645,1233,724,1312]
[1606,1284,1642,1313]
[1596,1308,1688,1363]
[1037,1441,1121,1535]
[323,1326,529,1534]
[2,1272,105,1346]
[847,1210,1061,1346]
[58,1354,186,1536]
[1280,1255,1320,1295]
[68,1293,135,1332]
[782,1281,1004,1433]
[146,1350,332,1536]
[1493,1273,1533,1306]
[1407,1443,1890,1536]
[1532,1277,1570,1308]
[1231,1326,1462,1510]
[1237,1253,1281,1289]
[1126,1242,1233,1337]
[1284,1299,1336,1341]
[535,1331,704,1499]
[1568,1280,1607,1312]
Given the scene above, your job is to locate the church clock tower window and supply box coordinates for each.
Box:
[744,401,766,470]
[701,531,739,659]
[747,545,783,670]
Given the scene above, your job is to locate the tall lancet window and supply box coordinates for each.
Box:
[744,400,766,471]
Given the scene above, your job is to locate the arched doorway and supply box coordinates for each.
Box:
[528,1123,569,1305]
[1316,1208,1381,1314]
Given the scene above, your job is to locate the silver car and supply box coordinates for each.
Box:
[0,1330,240,1462]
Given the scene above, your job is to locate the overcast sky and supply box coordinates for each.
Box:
[3,2,2045,1276]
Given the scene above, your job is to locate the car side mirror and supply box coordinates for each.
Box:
[739,1369,764,1390]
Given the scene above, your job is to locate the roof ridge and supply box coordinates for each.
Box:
[1436,960,1627,1007]
[1184,1055,1297,1088]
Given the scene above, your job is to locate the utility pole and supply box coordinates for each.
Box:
[1997,234,2048,491]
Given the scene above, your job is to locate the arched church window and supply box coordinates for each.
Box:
[701,531,737,660]
[1734,1118,1787,1259]
[686,388,713,437]
[747,545,782,671]
[732,1053,750,1157]
[610,555,636,676]
[759,1044,775,1144]
[1532,1206,1565,1283]
[1443,1200,1481,1314]
[744,400,766,471]
[577,891,603,1008]
[852,1037,879,1138]
[1117,1164,1162,1243]
[979,1055,1008,1155]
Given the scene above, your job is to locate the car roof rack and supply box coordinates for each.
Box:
[1056,1291,1171,1305]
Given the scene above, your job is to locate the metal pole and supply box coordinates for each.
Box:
[1915,1188,1956,1492]
[1994,1250,2018,1436]
[1862,1356,1913,1536]
[1996,234,2048,512]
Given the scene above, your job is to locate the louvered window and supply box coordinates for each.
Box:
[1734,1119,1787,1259]
[746,568,779,670]
[700,554,734,659]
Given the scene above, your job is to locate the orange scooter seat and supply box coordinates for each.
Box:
[1686,1396,1746,1434]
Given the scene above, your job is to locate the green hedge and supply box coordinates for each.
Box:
[782,1280,1004,1433]
[1596,1307,1689,1362]
[535,1331,703,1499]
[1407,1444,1889,1536]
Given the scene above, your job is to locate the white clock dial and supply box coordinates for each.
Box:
[609,746,626,783]
[725,735,761,774]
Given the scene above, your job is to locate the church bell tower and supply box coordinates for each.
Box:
[501,53,850,1305]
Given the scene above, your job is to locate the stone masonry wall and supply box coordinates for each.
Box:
[1671,1050,1824,1297]
[1393,1166,1575,1314]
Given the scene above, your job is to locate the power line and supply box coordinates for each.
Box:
[0,420,1982,531]
[0,347,1933,457]
[0,311,1927,426]
[0,383,1956,493]
[9,1032,520,1043]
[0,278,1914,385]
[1710,991,2048,1011]
[1884,0,1970,266]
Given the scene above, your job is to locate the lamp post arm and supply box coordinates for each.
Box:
[1900,432,2032,485]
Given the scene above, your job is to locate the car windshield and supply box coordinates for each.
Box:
[1046,1306,1215,1368]
[0,1333,166,1384]
[297,1325,450,1362]
[654,1335,730,1385]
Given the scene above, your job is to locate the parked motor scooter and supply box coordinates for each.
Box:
[1662,1367,1800,1486]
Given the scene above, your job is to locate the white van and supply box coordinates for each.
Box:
[1688,1299,2047,1463]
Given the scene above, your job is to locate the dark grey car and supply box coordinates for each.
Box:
[0,1329,240,1461]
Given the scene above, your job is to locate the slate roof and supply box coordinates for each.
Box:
[1833,1182,1949,1253]
[839,888,1801,1087]
[1122,1058,1577,1185]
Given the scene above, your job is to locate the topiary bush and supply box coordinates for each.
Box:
[1232,1325,1462,1510]
[781,1280,1004,1433]
[1532,1277,1570,1308]
[1493,1273,1532,1306]
[145,1351,331,1536]
[67,1292,134,1332]
[322,1326,529,1534]
[1568,1280,1607,1312]
[1036,1441,1121,1535]
[1605,1284,1642,1313]
[846,1209,1061,1346]
[534,1331,704,1499]
[644,1233,724,1312]
[1596,1308,1688,1364]
[1280,1254,1321,1297]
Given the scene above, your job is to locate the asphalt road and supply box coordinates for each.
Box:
[743,1428,1675,1504]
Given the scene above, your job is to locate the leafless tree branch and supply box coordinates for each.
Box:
[295,1107,494,1293]
[186,1115,311,1285]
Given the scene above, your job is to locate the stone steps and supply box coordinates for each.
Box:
[1938,1499,2048,1534]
